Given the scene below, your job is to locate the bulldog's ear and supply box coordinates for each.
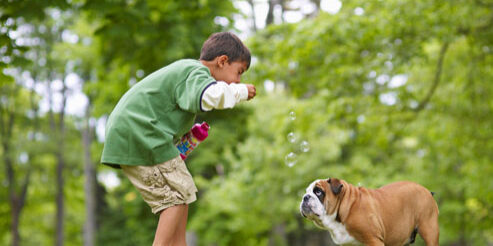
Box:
[327,178,343,195]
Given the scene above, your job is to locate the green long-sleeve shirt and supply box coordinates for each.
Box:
[101,59,215,167]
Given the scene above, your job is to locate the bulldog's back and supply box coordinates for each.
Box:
[373,181,437,215]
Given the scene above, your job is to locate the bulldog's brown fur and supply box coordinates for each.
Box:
[316,178,439,246]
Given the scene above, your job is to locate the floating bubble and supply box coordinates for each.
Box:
[285,152,297,167]
[300,140,310,152]
[287,132,297,143]
[289,111,296,121]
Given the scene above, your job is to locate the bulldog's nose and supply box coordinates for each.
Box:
[303,195,310,202]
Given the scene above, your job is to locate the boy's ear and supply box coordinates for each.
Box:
[217,55,229,68]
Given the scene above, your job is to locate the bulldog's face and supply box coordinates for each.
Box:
[300,178,344,228]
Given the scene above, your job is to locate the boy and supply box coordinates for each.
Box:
[101,32,256,246]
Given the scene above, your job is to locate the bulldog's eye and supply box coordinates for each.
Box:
[313,187,324,197]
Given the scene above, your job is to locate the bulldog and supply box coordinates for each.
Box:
[300,178,439,246]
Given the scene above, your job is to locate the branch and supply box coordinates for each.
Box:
[388,41,451,145]
[414,42,449,112]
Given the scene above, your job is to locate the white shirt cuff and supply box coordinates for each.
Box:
[201,82,248,111]
[237,84,249,101]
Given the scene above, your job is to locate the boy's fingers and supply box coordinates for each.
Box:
[247,84,256,100]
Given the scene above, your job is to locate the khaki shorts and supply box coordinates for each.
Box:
[121,156,198,214]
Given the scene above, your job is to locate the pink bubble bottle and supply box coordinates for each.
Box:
[176,122,210,160]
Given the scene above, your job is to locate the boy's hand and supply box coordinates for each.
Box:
[245,84,256,100]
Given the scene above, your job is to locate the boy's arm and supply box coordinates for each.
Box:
[201,82,255,111]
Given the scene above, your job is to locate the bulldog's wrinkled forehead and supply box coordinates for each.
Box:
[306,179,321,193]
[306,179,329,193]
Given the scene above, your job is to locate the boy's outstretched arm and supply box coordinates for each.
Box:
[201,82,256,111]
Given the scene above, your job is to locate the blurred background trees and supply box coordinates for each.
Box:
[1,0,492,245]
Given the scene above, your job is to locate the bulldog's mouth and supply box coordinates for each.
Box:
[300,202,319,218]
[301,210,307,218]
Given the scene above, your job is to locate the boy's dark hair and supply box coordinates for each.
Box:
[200,32,251,69]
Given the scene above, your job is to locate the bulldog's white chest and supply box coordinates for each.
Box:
[321,213,361,245]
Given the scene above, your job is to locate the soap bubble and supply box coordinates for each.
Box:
[289,111,296,121]
[285,152,297,167]
[300,140,310,152]
[287,132,297,143]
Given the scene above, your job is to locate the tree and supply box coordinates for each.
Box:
[0,77,28,246]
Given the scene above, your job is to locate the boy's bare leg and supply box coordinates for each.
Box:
[173,204,189,246]
[153,204,188,246]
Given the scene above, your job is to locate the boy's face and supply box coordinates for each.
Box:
[211,55,248,84]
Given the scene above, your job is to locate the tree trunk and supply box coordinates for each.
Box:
[49,74,68,246]
[247,0,257,32]
[266,0,275,26]
[4,141,20,246]
[279,0,286,22]
[83,104,96,246]
[11,207,20,246]
[57,85,67,246]
[1,84,31,246]
[55,150,65,246]
[268,223,287,246]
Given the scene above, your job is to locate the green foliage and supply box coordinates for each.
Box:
[1,0,492,245]
[96,176,158,246]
